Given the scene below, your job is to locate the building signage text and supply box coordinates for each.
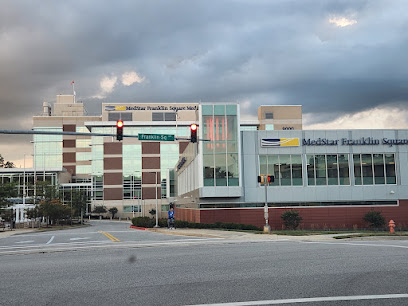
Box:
[177,157,187,171]
[105,105,198,112]
[303,137,408,147]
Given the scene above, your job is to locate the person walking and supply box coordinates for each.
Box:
[168,207,175,229]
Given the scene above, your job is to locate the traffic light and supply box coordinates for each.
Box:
[190,124,197,143]
[116,120,123,141]
[267,175,274,183]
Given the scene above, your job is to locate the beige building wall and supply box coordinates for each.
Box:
[258,105,302,130]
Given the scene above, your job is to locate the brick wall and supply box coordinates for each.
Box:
[177,201,408,230]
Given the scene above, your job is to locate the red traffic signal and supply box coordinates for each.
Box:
[117,120,123,141]
[190,124,197,143]
[267,175,274,183]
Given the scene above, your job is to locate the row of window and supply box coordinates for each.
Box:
[259,154,397,186]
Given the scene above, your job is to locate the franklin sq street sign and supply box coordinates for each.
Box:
[138,133,175,141]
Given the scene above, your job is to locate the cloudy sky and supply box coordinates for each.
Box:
[1,0,408,167]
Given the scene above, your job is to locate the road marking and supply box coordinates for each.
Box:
[186,294,408,306]
[98,231,120,242]
[15,241,35,244]
[301,241,408,249]
[70,237,90,241]
[46,236,55,245]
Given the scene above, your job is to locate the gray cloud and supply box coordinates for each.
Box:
[1,0,408,161]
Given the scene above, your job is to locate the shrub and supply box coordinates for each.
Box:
[132,217,154,228]
[281,210,302,230]
[363,211,385,228]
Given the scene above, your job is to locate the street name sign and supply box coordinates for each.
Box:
[138,133,175,141]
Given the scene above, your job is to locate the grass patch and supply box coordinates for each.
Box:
[269,230,355,236]
[333,232,408,239]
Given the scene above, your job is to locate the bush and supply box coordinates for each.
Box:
[281,210,302,230]
[132,217,154,228]
[363,211,385,228]
[131,217,262,231]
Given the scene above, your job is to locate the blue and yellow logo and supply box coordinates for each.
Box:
[105,105,126,111]
[261,138,300,147]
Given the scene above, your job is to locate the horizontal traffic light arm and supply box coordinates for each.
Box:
[0,129,212,141]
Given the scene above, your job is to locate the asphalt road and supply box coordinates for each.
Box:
[0,220,211,255]
[1,222,407,306]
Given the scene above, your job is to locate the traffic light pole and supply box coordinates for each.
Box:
[264,175,271,233]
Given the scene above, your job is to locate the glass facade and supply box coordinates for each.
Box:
[259,155,303,186]
[202,104,239,187]
[123,144,142,199]
[354,153,396,185]
[160,144,179,198]
[0,172,58,203]
[33,127,63,168]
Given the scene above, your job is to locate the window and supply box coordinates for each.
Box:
[265,112,273,119]
[108,112,132,121]
[265,124,274,130]
[354,153,396,185]
[259,155,303,186]
[152,112,177,121]
[307,154,350,186]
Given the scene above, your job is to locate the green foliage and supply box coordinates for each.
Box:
[3,161,15,168]
[1,209,14,222]
[363,210,386,228]
[40,199,70,224]
[69,190,89,218]
[93,205,107,215]
[131,217,262,230]
[0,154,14,168]
[281,210,303,230]
[132,217,155,228]
[26,206,42,219]
[109,207,118,218]
[0,183,18,208]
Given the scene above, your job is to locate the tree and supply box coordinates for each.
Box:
[109,207,118,219]
[93,205,107,219]
[67,189,89,224]
[281,210,303,230]
[0,154,14,168]
[0,183,18,222]
[363,211,385,229]
[39,199,70,225]
[4,161,15,168]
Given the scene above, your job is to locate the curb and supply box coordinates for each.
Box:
[130,225,148,231]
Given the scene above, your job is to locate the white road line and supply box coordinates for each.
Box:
[15,241,35,244]
[46,236,55,245]
[301,241,408,249]
[70,237,90,241]
[0,241,111,250]
[186,294,408,306]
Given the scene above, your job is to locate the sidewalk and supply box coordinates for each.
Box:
[148,228,352,241]
[0,228,37,239]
